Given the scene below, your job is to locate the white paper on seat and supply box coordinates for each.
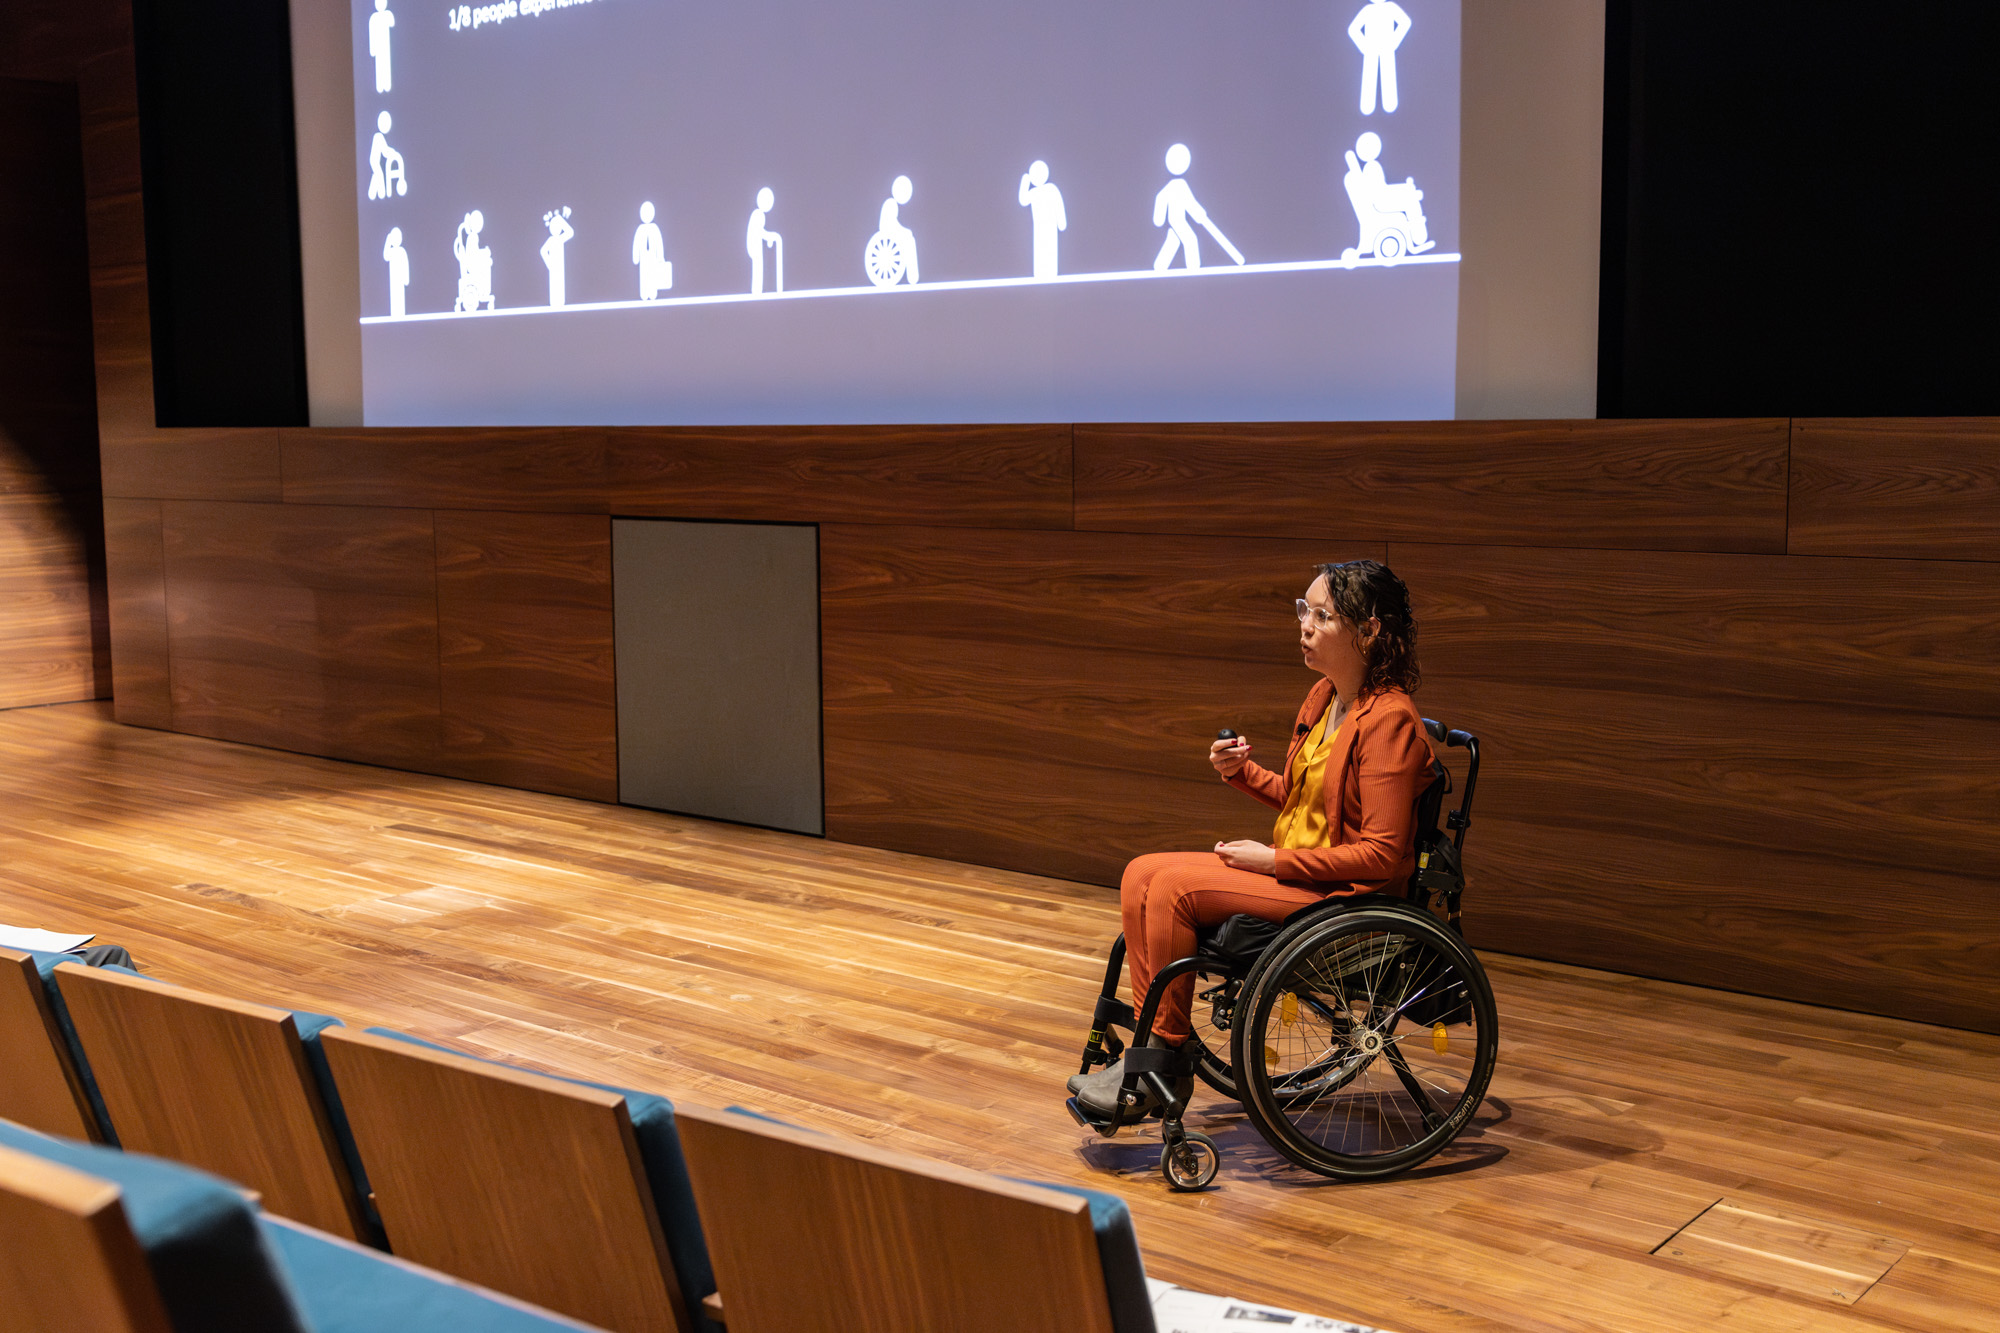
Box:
[1147,1279,1386,1333]
[0,924,95,953]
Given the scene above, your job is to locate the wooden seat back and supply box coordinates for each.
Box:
[318,1025,692,1333]
[0,1141,173,1333]
[674,1103,1119,1333]
[51,963,372,1240]
[0,946,103,1140]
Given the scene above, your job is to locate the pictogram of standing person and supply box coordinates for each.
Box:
[1348,0,1412,115]
[632,202,672,300]
[746,188,782,294]
[1018,160,1067,280]
[1152,143,1244,271]
[370,0,396,94]
[382,227,408,318]
[541,207,573,308]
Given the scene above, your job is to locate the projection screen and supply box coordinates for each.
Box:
[295,0,1602,424]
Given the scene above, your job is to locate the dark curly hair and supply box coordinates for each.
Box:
[1315,559,1420,696]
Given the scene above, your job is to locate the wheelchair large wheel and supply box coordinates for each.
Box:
[1232,905,1496,1180]
[864,232,906,287]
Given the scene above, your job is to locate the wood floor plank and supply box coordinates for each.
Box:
[0,702,1993,1333]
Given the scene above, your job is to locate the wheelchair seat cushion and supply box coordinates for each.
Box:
[1202,914,1285,967]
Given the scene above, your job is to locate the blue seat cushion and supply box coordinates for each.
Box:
[76,962,385,1245]
[23,948,120,1145]
[263,1216,595,1332]
[364,1027,718,1333]
[1014,1179,1156,1333]
[0,1120,312,1332]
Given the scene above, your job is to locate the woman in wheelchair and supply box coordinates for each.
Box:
[1069,559,1435,1118]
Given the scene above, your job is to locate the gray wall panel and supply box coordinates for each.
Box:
[614,519,821,834]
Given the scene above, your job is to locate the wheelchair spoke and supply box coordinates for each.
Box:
[1383,1043,1444,1130]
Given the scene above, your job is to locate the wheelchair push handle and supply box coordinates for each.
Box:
[1422,718,1480,852]
[1422,718,1474,750]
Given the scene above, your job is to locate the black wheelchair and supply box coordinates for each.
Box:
[1065,719,1497,1190]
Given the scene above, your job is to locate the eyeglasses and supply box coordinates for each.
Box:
[1295,599,1339,628]
[1296,600,1380,631]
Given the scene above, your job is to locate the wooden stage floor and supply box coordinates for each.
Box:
[2,702,1995,1333]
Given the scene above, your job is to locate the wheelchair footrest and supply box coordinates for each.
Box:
[1065,1096,1120,1136]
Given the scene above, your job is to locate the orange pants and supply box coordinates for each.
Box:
[1118,852,1334,1043]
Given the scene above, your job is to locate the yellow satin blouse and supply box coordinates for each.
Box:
[1271,710,1339,850]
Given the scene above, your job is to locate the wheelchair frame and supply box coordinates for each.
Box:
[1065,718,1491,1190]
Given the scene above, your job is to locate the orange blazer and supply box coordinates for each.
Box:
[1225,681,1436,891]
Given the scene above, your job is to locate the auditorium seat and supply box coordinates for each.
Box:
[0,945,112,1142]
[673,1102,1155,1333]
[317,1025,717,1333]
[51,962,380,1243]
[0,1121,601,1332]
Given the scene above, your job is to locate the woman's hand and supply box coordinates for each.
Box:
[1214,840,1278,875]
[1209,734,1252,778]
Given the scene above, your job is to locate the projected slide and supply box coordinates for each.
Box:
[351,0,1460,425]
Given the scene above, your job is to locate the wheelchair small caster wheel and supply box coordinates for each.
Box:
[1161,1130,1220,1191]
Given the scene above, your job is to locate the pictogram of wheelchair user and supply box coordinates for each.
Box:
[864,175,920,288]
[452,210,495,313]
[1340,132,1435,266]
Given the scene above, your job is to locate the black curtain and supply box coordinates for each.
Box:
[132,0,308,427]
[1599,1,2000,417]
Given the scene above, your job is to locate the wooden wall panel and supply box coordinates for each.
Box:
[281,428,609,512]
[160,502,440,770]
[1390,542,2000,1032]
[608,424,1073,528]
[0,78,109,710]
[435,510,616,802]
[76,46,151,447]
[101,497,168,727]
[100,428,281,501]
[0,1,130,85]
[1075,419,1791,553]
[1790,418,2000,561]
[0,490,107,709]
[821,525,1382,884]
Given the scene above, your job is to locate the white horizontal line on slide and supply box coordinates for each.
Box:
[359,252,1464,325]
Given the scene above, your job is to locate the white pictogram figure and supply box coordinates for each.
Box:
[1152,143,1243,271]
[746,187,783,294]
[1017,160,1067,279]
[382,227,409,318]
[632,202,672,300]
[541,206,573,308]
[368,112,407,200]
[1348,0,1412,115]
[369,0,396,94]
[1340,132,1433,262]
[864,175,919,287]
[453,210,494,311]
